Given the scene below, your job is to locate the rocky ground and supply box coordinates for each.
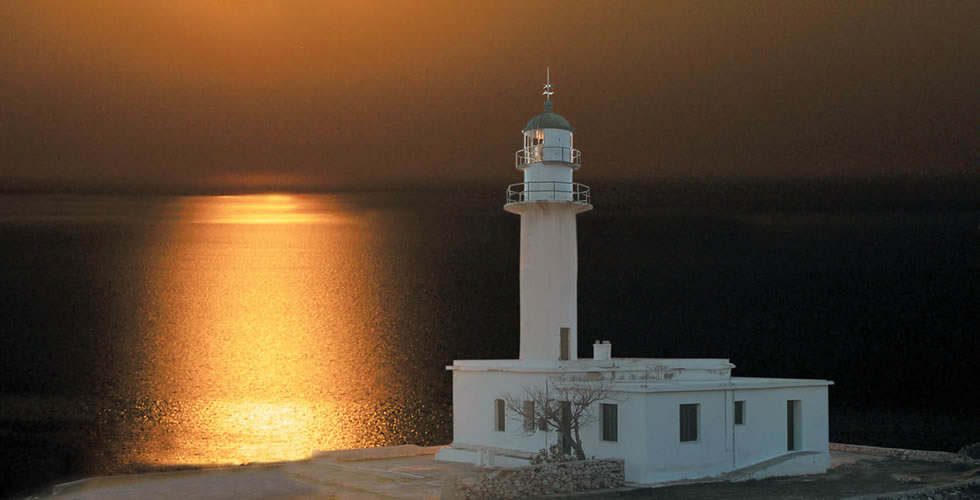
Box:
[588,452,980,500]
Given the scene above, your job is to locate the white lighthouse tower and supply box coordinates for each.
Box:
[437,71,832,486]
[504,69,591,361]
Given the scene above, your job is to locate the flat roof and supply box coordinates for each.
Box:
[447,358,734,373]
[610,377,834,394]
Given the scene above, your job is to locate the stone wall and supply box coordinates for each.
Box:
[449,459,625,499]
[830,443,978,464]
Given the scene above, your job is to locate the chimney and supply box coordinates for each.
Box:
[593,340,612,361]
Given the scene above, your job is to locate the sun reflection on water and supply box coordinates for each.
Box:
[133,194,393,466]
[194,194,328,224]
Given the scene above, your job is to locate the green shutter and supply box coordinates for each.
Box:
[523,401,535,432]
[495,399,505,432]
[601,403,618,442]
[680,404,699,442]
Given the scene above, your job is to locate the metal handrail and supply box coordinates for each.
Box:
[515,147,582,169]
[505,181,591,205]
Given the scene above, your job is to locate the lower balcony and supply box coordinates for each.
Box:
[505,182,591,205]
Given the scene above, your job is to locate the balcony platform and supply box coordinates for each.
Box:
[504,181,591,206]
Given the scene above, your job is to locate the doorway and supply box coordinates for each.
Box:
[787,400,802,451]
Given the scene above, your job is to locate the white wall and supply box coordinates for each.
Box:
[506,202,590,360]
[628,386,829,483]
[447,369,830,484]
[523,165,573,201]
[731,386,829,468]
[452,371,553,453]
[583,392,648,480]
[449,370,649,475]
[638,390,734,483]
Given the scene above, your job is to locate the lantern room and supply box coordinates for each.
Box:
[516,101,580,169]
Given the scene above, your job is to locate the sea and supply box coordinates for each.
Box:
[0,182,977,497]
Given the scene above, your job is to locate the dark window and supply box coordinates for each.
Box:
[494,399,505,432]
[523,401,535,432]
[559,328,570,361]
[600,403,618,442]
[734,400,746,425]
[680,403,699,442]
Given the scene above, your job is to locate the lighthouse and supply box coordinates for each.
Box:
[504,69,591,361]
[437,71,832,486]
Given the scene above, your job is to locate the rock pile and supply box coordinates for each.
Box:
[454,458,624,499]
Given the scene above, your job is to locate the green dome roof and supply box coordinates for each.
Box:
[522,101,574,132]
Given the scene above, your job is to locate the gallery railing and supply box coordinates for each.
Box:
[505,181,591,205]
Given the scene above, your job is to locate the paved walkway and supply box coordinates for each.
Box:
[41,445,979,500]
[46,448,476,500]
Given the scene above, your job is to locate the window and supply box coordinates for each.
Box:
[734,400,746,425]
[494,399,505,432]
[600,403,618,442]
[559,328,570,361]
[523,401,535,432]
[680,403,699,442]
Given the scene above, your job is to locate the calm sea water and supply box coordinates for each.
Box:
[0,190,977,496]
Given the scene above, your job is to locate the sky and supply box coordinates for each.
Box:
[0,0,976,192]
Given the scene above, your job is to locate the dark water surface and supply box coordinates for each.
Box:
[0,189,977,497]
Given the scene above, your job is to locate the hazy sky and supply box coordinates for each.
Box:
[1,0,976,191]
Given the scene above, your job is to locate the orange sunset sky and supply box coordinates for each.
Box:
[1,0,976,192]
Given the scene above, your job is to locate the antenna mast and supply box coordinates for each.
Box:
[542,67,554,101]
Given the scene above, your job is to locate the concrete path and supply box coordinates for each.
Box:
[46,448,477,500]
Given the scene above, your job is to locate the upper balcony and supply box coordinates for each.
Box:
[515,146,581,169]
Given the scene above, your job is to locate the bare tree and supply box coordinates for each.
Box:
[502,375,616,461]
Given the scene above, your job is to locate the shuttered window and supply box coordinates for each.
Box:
[680,403,699,442]
[600,403,618,442]
[494,399,505,432]
[734,400,746,425]
[559,328,570,361]
[523,401,535,432]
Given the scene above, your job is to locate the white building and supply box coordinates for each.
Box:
[435,74,833,484]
